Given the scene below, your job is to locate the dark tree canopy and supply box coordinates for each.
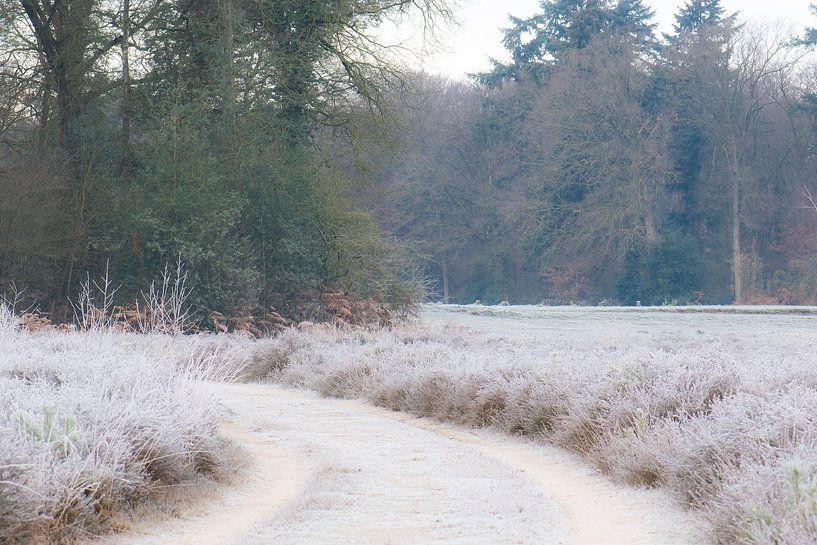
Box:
[337,7,817,306]
[479,0,655,85]
[673,0,725,33]
[3,0,817,316]
[0,0,450,319]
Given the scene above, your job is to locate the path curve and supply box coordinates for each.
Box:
[90,383,709,545]
[93,413,305,545]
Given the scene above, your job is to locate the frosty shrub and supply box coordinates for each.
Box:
[0,312,246,543]
[252,316,817,545]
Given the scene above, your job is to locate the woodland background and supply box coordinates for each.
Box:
[3,0,817,319]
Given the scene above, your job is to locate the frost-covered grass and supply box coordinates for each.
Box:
[251,306,817,545]
[0,306,246,544]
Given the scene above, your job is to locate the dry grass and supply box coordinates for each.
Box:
[250,318,817,545]
[0,304,247,544]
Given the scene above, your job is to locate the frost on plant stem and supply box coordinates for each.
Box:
[0,284,27,332]
[69,257,194,334]
[0,319,249,543]
[70,261,119,331]
[137,256,194,335]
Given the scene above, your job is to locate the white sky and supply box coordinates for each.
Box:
[380,0,816,78]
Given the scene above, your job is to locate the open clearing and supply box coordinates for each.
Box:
[423,303,817,339]
[91,382,705,545]
[10,304,817,544]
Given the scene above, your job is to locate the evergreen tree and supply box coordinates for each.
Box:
[0,0,452,318]
[797,4,817,46]
[612,0,657,46]
[673,0,724,33]
[479,0,655,85]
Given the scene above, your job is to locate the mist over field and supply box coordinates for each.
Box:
[424,303,817,339]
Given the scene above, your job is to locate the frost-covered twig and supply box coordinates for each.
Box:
[137,256,193,335]
[70,262,119,331]
[0,284,28,331]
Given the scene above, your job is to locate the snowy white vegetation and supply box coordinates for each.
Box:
[0,304,245,543]
[5,301,816,545]
[251,306,817,545]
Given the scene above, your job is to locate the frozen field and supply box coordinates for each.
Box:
[423,303,817,340]
[256,304,817,545]
[0,308,248,544]
[6,303,817,545]
[2,304,704,545]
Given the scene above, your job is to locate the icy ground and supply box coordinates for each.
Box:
[422,303,817,340]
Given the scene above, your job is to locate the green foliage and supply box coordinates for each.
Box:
[480,0,656,85]
[673,0,724,33]
[87,88,411,320]
[800,4,817,47]
[4,0,817,313]
[93,93,255,317]
[0,0,438,321]
[17,407,82,456]
[616,235,705,306]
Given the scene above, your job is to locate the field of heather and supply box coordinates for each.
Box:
[252,305,817,544]
[5,304,817,544]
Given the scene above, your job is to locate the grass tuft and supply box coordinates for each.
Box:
[0,324,244,543]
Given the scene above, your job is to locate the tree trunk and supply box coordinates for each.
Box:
[220,0,236,106]
[38,72,51,151]
[645,208,657,244]
[731,174,741,304]
[20,0,93,145]
[723,130,743,305]
[442,259,450,304]
[121,0,131,174]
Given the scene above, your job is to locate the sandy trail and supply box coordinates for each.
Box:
[94,417,304,545]
[91,383,708,545]
[388,416,701,545]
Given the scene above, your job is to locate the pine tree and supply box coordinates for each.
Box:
[479,0,655,85]
[673,0,724,33]
[798,4,817,46]
[612,0,657,46]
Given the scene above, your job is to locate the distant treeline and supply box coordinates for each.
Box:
[337,0,817,306]
[4,0,817,316]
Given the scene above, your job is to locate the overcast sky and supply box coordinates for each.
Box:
[380,0,816,78]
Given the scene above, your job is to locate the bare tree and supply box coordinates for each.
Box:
[671,21,807,302]
[521,37,673,295]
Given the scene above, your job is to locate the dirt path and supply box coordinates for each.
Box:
[385,415,702,545]
[94,417,304,545]
[91,383,708,545]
